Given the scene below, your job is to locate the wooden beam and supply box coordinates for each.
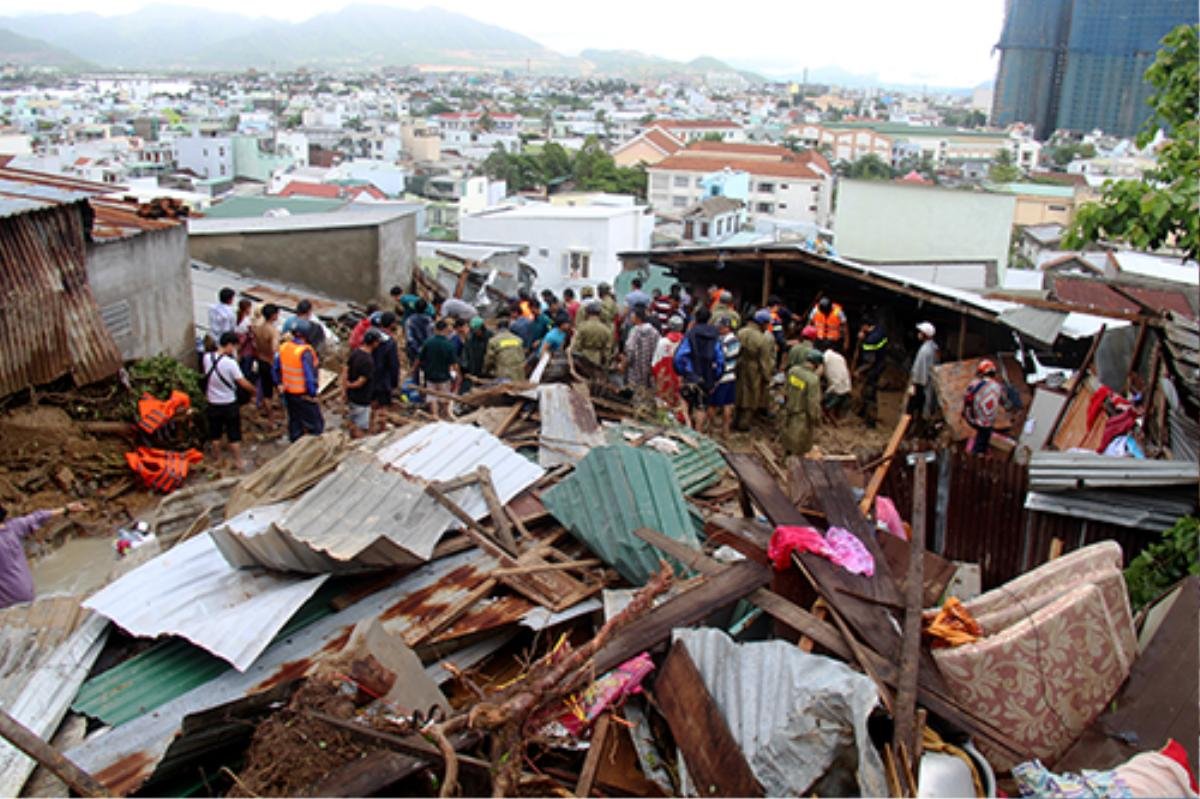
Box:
[574,714,611,797]
[859,414,911,516]
[894,453,932,775]
[984,292,1159,324]
[655,641,764,798]
[1046,324,1105,449]
[761,258,773,307]
[0,709,109,798]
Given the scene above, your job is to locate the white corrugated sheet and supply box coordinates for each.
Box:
[1029,451,1200,491]
[538,384,606,467]
[84,534,329,672]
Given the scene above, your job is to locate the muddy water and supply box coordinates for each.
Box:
[30,536,116,597]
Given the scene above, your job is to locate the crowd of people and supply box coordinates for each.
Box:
[203,277,954,465]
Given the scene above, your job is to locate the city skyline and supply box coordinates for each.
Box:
[3,0,1004,87]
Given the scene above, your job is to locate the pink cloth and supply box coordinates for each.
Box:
[769,525,875,576]
[875,496,907,540]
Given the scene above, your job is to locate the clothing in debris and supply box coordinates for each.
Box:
[625,321,661,390]
[735,324,775,423]
[571,318,614,369]
[0,510,51,609]
[767,524,875,576]
[923,597,984,649]
[782,364,821,456]
[484,330,526,382]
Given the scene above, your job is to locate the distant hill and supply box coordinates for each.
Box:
[0,27,91,70]
[580,49,765,83]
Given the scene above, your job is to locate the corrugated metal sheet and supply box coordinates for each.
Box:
[538,384,607,467]
[375,421,545,519]
[673,627,885,798]
[0,201,123,396]
[1029,451,1200,491]
[998,305,1066,345]
[84,534,330,672]
[542,444,701,584]
[0,595,88,706]
[607,424,728,495]
[1053,275,1196,320]
[67,549,493,795]
[1025,490,1194,532]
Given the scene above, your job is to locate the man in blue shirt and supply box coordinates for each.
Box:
[624,277,651,312]
[540,311,572,357]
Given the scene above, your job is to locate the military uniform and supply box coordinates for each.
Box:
[570,318,614,369]
[712,303,741,329]
[734,325,774,428]
[787,340,813,368]
[484,330,526,382]
[599,296,619,326]
[782,365,821,457]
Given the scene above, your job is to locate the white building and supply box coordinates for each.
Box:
[171,134,234,180]
[460,202,653,294]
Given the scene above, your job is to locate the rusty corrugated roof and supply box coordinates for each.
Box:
[0,201,123,395]
[1052,275,1197,320]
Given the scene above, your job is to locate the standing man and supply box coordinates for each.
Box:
[404,299,434,365]
[597,283,619,327]
[460,317,491,392]
[539,311,572,358]
[273,320,325,442]
[0,501,87,609]
[484,312,526,382]
[208,287,237,343]
[417,318,459,420]
[712,290,741,330]
[563,288,581,322]
[808,296,850,353]
[788,325,819,368]
[766,294,792,357]
[710,315,740,438]
[624,277,651,312]
[907,322,940,435]
[440,296,476,323]
[962,359,1004,455]
[252,303,281,424]
[570,302,614,370]
[202,331,257,470]
[649,287,678,330]
[343,329,379,439]
[855,316,888,429]
[783,349,824,458]
[623,306,660,397]
[734,309,775,430]
[673,307,724,433]
[371,313,401,422]
[821,347,852,422]
[283,300,327,354]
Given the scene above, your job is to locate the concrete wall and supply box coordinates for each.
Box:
[834,180,1016,281]
[88,225,194,360]
[189,217,415,304]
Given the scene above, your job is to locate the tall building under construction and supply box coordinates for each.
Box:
[992,0,1198,140]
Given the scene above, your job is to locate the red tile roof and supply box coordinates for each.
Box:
[1052,275,1196,319]
[651,119,741,129]
[684,140,791,157]
[650,154,825,180]
[276,181,342,199]
[644,128,684,154]
[346,184,387,200]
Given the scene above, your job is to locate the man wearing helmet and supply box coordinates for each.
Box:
[962,359,1004,455]
[273,319,325,442]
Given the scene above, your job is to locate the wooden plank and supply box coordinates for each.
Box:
[476,466,517,553]
[877,535,958,608]
[574,714,611,798]
[1047,324,1104,449]
[655,641,764,798]
[592,560,770,675]
[0,709,107,798]
[894,454,931,771]
[860,414,911,514]
[307,750,423,797]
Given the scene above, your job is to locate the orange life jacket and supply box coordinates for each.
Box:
[137,390,191,434]
[811,304,845,341]
[518,300,536,320]
[278,340,317,395]
[125,447,202,493]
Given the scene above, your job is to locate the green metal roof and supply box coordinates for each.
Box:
[824,121,1010,140]
[605,424,727,496]
[72,578,347,727]
[202,196,347,219]
[542,444,701,585]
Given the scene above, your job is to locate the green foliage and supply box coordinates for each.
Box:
[845,153,893,180]
[941,108,988,129]
[126,355,205,411]
[701,131,724,142]
[480,136,647,197]
[1046,141,1097,167]
[1125,516,1199,609]
[988,148,1021,183]
[1065,24,1199,261]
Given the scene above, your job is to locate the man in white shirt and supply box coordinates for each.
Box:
[208,287,237,341]
[202,331,257,470]
[821,348,852,421]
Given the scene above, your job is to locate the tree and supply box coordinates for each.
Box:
[845,153,893,180]
[537,142,572,183]
[1066,24,1199,261]
[701,131,724,142]
[988,148,1021,182]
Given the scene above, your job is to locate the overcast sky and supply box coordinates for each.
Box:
[7,0,1005,86]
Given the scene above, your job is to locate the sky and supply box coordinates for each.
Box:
[5,0,1006,87]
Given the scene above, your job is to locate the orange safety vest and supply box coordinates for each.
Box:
[769,307,782,335]
[811,304,845,341]
[137,390,191,434]
[278,340,317,395]
[125,447,202,493]
[518,300,536,320]
[708,288,723,311]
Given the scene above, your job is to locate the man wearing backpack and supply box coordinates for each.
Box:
[673,307,725,433]
[962,359,1004,455]
[202,331,257,470]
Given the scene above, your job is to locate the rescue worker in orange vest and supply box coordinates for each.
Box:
[272,320,325,442]
[808,297,850,353]
[516,289,538,321]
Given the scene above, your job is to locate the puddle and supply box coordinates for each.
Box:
[31,536,117,598]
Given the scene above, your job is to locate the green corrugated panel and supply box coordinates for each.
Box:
[543,444,701,585]
[72,579,347,727]
[606,425,727,496]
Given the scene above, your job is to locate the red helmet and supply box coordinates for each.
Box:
[976,358,997,376]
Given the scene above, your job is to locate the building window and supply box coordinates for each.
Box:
[219,146,225,157]
[673,175,690,188]
[758,182,775,193]
[780,183,789,189]
[695,177,703,187]
[1048,204,1067,212]
[538,248,549,257]
[672,196,687,208]
[700,222,710,237]
[568,251,591,279]
[202,148,209,157]
[778,203,787,209]
[755,202,774,214]
[809,205,817,212]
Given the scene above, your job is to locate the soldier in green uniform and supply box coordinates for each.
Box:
[570,302,614,370]
[787,325,819,367]
[783,348,824,457]
[597,283,619,327]
[483,313,527,382]
[734,309,776,430]
[711,290,741,330]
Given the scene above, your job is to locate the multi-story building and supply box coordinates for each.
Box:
[992,0,1197,139]
[170,133,233,180]
[647,141,833,227]
[646,119,746,144]
[611,127,684,168]
[787,124,893,163]
[809,122,1041,171]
